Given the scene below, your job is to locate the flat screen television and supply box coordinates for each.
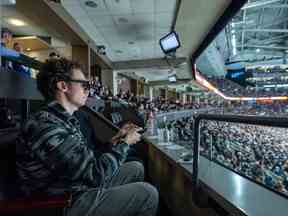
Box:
[225,62,254,87]
[159,31,181,54]
[168,75,177,82]
[225,68,254,87]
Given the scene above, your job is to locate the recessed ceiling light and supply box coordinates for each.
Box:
[115,50,123,54]
[26,48,31,51]
[256,48,261,53]
[8,18,26,26]
[118,17,128,23]
[85,0,98,8]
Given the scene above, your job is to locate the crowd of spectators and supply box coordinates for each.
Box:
[200,121,288,195]
[161,115,288,197]
[206,76,288,97]
[88,77,221,117]
[87,73,288,121]
[224,101,288,117]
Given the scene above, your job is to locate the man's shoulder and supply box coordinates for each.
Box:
[24,108,63,133]
[31,108,59,123]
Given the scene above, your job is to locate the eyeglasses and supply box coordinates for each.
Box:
[66,79,91,91]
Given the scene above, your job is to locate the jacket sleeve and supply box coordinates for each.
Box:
[24,113,129,187]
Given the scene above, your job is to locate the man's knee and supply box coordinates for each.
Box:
[124,161,144,181]
[134,182,159,209]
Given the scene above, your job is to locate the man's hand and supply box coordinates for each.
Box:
[110,122,141,145]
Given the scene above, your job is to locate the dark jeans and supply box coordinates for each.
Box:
[66,161,159,216]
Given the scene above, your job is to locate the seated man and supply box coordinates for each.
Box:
[16,58,158,216]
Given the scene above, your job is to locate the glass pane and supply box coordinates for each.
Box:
[152,111,195,162]
[200,119,288,197]
[194,0,288,117]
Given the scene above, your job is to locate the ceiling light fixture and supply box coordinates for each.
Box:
[26,48,31,51]
[256,48,261,53]
[85,0,98,8]
[8,18,26,26]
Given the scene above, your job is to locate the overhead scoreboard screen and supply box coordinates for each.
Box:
[225,62,253,87]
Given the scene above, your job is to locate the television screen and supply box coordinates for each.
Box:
[159,31,181,54]
[225,68,254,87]
[225,62,254,87]
[168,75,177,82]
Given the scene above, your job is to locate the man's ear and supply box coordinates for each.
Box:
[56,81,68,92]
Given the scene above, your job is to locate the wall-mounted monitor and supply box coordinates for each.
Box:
[225,62,254,87]
[168,75,177,82]
[159,31,181,54]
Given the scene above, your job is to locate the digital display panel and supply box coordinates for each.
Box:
[159,31,181,54]
[168,75,177,82]
[225,62,254,87]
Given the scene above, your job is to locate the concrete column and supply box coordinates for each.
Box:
[165,88,168,100]
[113,70,118,95]
[153,88,160,98]
[72,45,88,72]
[101,69,117,95]
[149,86,153,101]
[88,46,91,77]
[182,93,186,104]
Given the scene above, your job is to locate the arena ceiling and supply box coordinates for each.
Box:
[46,0,230,86]
[196,0,288,77]
[59,0,176,62]
[227,0,288,63]
[4,0,286,89]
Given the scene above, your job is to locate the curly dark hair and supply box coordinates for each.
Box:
[37,58,86,101]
